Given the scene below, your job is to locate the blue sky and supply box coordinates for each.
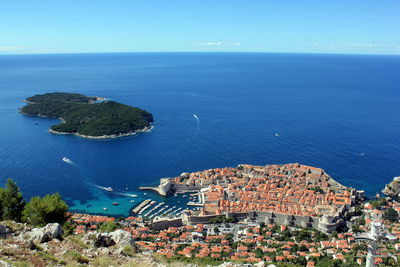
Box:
[0,0,399,55]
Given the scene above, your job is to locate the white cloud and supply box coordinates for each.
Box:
[311,43,400,50]
[192,42,243,48]
[0,46,25,52]
[193,41,223,47]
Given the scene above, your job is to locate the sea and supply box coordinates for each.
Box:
[0,52,399,216]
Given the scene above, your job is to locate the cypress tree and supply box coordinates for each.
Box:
[0,178,25,221]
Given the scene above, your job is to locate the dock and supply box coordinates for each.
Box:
[132,199,151,214]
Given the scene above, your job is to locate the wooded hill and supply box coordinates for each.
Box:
[21,92,153,137]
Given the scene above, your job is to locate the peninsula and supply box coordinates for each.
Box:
[20,92,153,139]
[142,163,364,233]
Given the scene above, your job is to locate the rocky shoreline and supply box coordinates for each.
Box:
[21,109,153,140]
[382,176,400,197]
[48,125,153,140]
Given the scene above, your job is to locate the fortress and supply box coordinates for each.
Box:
[144,163,363,233]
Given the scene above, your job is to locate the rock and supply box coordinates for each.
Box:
[94,235,115,248]
[19,227,44,243]
[40,232,53,243]
[27,240,38,250]
[0,224,12,239]
[383,176,400,197]
[109,229,134,247]
[18,223,63,243]
[0,260,13,267]
[42,223,63,240]
[92,230,133,248]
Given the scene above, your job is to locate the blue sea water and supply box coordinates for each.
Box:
[0,52,399,216]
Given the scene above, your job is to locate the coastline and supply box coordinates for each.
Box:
[48,124,154,139]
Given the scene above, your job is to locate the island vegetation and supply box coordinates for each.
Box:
[20,92,153,138]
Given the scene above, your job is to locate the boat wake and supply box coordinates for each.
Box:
[93,184,113,192]
[193,114,200,124]
[113,192,138,198]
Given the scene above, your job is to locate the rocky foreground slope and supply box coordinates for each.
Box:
[0,221,264,267]
[0,221,172,267]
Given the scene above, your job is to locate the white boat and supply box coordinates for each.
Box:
[103,207,108,211]
[275,133,280,137]
[127,194,138,197]
[62,157,73,164]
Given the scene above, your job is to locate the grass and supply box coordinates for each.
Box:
[62,251,90,264]
[0,248,16,256]
[67,234,90,249]
[122,245,137,257]
[153,254,224,267]
[2,260,34,267]
[37,252,59,264]
[92,256,117,267]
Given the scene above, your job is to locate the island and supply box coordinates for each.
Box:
[20,92,153,139]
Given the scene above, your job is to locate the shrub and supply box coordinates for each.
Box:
[22,193,68,226]
[98,221,118,232]
[383,208,399,222]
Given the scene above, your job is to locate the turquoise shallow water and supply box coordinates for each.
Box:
[0,53,399,216]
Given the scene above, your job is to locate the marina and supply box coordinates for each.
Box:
[130,197,188,220]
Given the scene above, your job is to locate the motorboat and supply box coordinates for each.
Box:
[62,157,73,164]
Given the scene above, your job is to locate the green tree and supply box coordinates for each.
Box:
[0,178,25,221]
[22,193,68,226]
[370,198,387,209]
[98,221,118,232]
[383,208,399,222]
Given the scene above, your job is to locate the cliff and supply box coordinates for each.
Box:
[382,176,400,197]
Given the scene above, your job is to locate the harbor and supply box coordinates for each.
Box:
[130,193,201,221]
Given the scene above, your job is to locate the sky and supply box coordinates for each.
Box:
[0,0,399,55]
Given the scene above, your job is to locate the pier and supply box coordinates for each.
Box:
[132,199,151,214]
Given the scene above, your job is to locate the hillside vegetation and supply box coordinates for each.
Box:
[21,92,153,137]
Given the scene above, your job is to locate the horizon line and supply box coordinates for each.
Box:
[1,50,400,57]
